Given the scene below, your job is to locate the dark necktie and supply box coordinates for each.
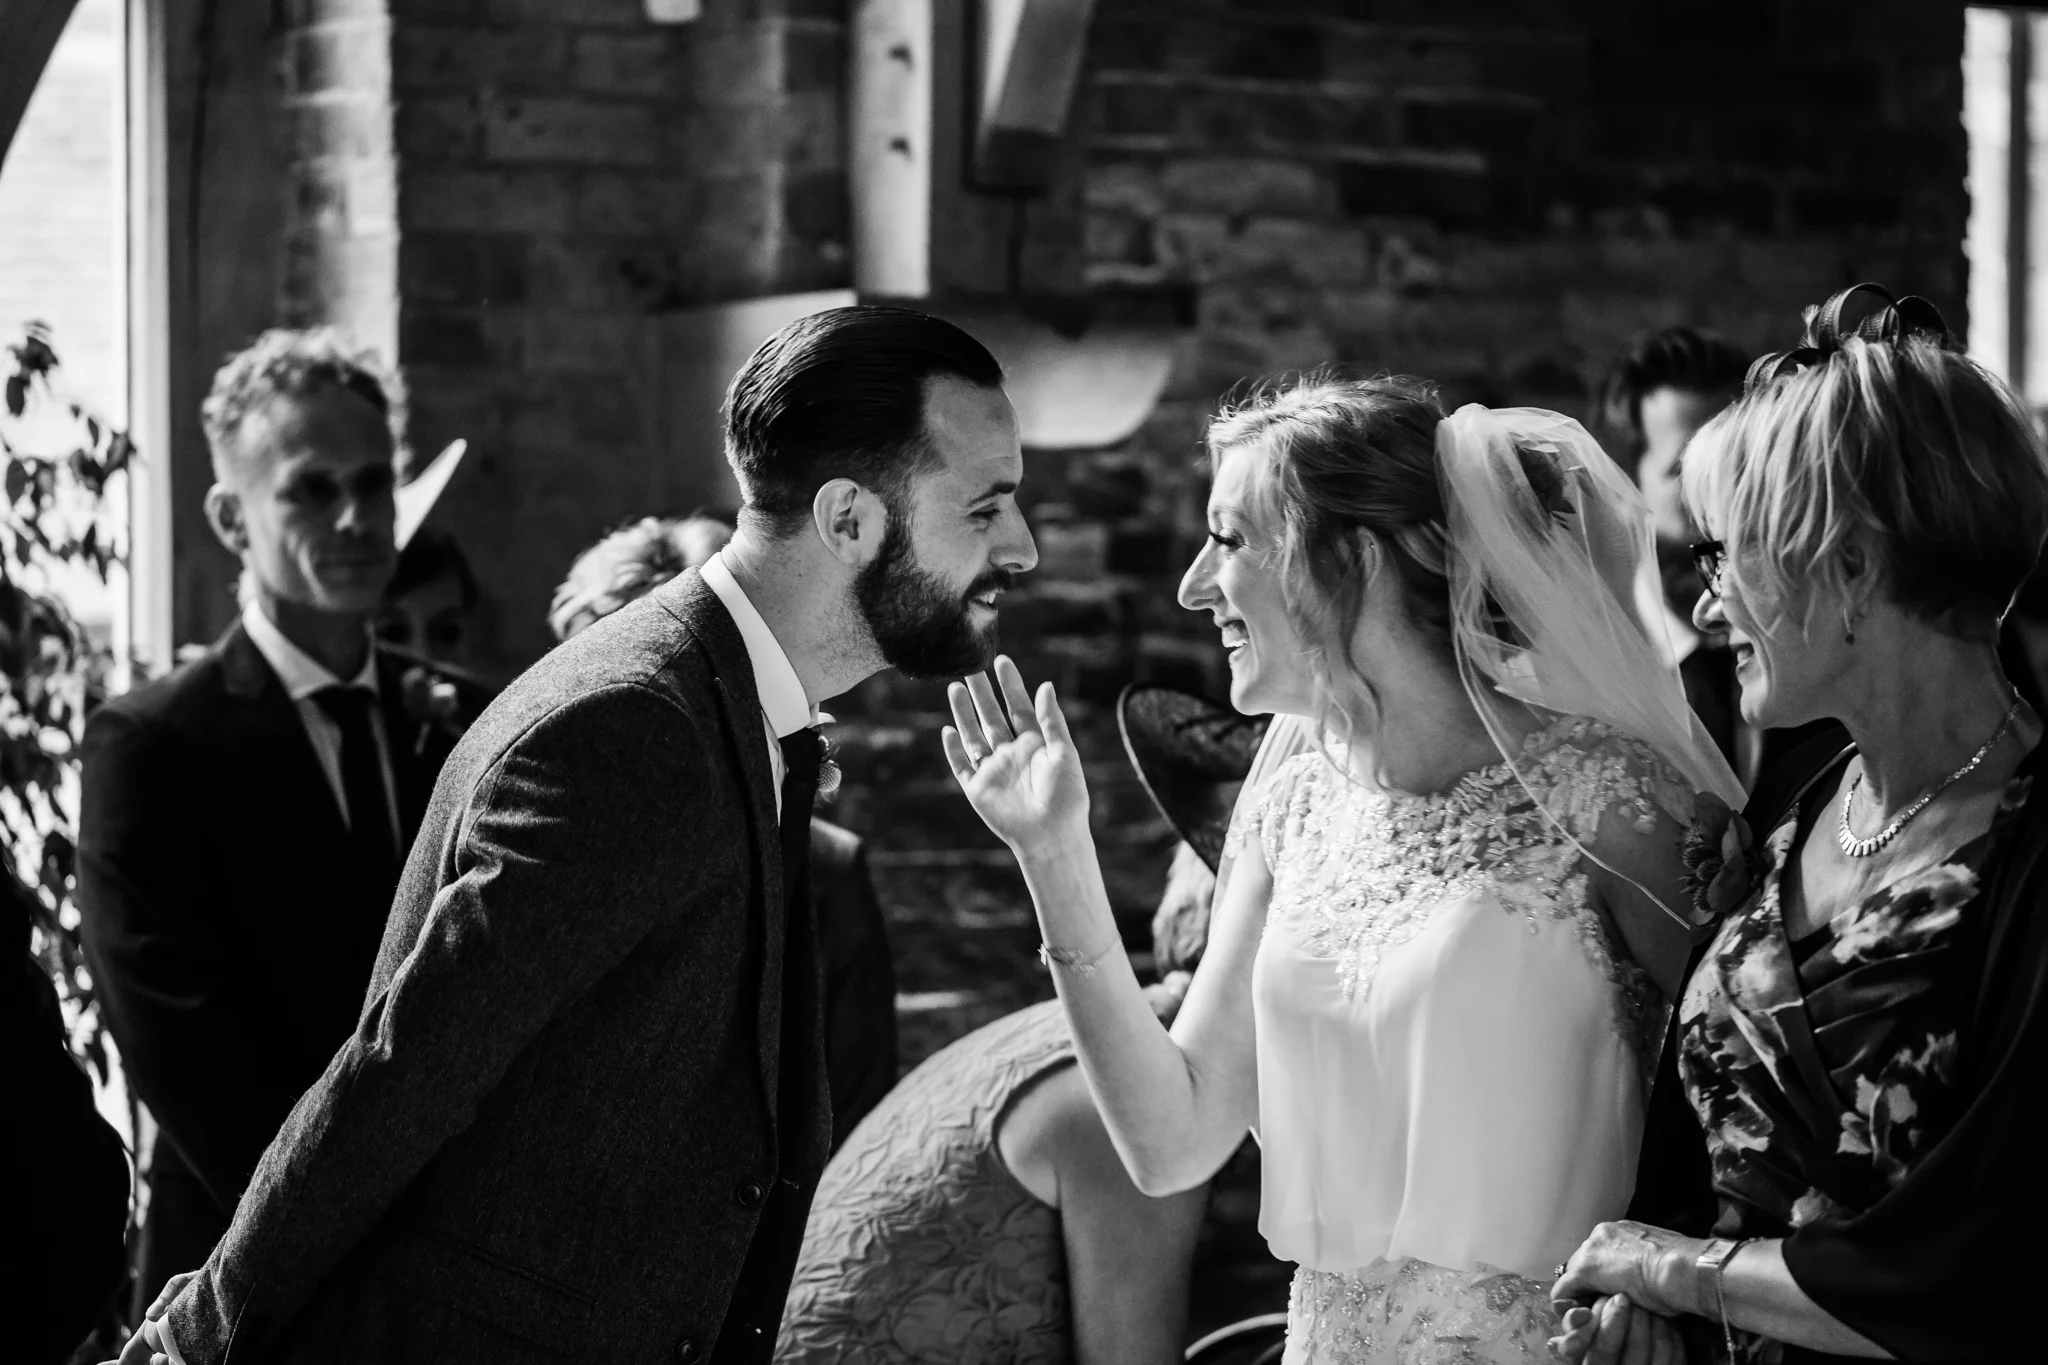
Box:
[314,685,398,887]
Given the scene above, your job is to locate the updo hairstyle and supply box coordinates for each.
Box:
[1204,374,1453,688]
[1683,336,2048,638]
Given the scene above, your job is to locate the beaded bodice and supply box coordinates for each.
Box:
[1244,714,1694,1070]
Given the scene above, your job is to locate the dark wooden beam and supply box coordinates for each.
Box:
[0,0,82,173]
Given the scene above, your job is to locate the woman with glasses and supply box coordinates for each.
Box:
[1553,286,2048,1364]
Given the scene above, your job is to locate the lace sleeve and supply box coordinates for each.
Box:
[1525,717,1699,846]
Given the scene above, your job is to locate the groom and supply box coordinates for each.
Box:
[121,305,1036,1365]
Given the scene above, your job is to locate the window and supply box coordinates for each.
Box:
[1965,7,2048,412]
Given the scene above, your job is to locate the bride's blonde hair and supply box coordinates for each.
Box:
[1205,373,1453,745]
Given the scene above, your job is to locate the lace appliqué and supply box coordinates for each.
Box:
[1286,1258,1556,1364]
[1255,717,1677,1066]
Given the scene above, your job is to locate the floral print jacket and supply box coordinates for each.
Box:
[1675,764,2035,1360]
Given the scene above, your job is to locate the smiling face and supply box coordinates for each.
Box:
[1178,441,1319,717]
[207,385,399,616]
[855,374,1038,678]
[1691,535,1855,730]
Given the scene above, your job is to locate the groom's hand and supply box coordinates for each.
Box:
[942,655,1088,857]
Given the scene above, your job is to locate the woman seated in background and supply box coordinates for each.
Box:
[549,510,899,1147]
[1554,286,2048,1364]
[776,686,1275,1365]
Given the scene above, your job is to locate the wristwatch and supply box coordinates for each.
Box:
[1695,1237,1749,1360]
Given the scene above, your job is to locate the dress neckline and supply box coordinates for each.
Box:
[1313,711,1587,812]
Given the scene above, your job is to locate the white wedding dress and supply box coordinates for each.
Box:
[1240,715,1692,1365]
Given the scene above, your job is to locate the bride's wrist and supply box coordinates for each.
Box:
[1010,820,1092,866]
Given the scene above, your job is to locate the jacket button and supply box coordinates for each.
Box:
[736,1180,765,1208]
[674,1339,699,1364]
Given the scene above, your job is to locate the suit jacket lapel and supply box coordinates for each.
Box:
[215,624,354,856]
[374,648,438,839]
[653,572,788,1120]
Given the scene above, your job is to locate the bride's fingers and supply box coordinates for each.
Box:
[1036,681,1074,752]
[994,656,1040,736]
[965,671,1014,746]
[940,726,976,783]
[947,682,989,762]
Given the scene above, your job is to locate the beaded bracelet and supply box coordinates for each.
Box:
[1038,940,1115,977]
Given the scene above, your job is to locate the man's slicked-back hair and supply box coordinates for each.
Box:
[723,305,1004,538]
[1601,326,1751,442]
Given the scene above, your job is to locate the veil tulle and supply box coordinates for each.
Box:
[1436,404,1743,922]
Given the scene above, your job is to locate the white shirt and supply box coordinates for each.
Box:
[698,550,820,817]
[240,601,402,848]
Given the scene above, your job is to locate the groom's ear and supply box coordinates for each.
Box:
[812,477,888,568]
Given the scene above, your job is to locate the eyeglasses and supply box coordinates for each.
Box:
[1690,539,1727,596]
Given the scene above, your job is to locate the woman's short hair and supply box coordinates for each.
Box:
[548,513,736,641]
[1205,374,1453,712]
[1681,336,2048,634]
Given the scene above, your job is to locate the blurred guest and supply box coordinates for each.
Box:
[775,684,1266,1365]
[1603,327,1760,774]
[14,882,129,1363]
[376,525,480,671]
[75,329,468,1311]
[1557,287,2048,1365]
[548,513,736,643]
[551,511,898,1145]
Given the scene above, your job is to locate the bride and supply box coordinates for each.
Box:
[940,375,1743,1363]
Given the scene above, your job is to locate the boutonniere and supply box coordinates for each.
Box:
[400,664,469,754]
[1680,791,1767,926]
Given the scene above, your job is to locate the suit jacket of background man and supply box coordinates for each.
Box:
[76,623,462,1307]
[161,571,833,1365]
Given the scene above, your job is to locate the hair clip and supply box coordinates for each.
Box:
[1743,281,1956,393]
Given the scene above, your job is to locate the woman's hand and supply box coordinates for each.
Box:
[1554,1221,1705,1319]
[1548,1294,1688,1365]
[943,656,1089,858]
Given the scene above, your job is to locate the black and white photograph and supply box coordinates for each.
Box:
[6,1,2046,1362]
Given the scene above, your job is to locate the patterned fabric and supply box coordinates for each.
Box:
[1247,715,1698,1362]
[1285,1261,1553,1365]
[775,1001,1075,1364]
[1249,714,1691,1068]
[1677,768,2033,1364]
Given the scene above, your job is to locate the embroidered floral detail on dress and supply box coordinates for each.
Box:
[1251,716,1690,1066]
[1288,1257,1555,1364]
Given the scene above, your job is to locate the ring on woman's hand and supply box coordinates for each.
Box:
[1553,1263,1568,1279]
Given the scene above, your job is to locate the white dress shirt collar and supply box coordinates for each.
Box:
[240,600,379,698]
[698,550,816,739]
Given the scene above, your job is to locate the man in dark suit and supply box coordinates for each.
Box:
[77,330,467,1315]
[549,511,900,1148]
[120,305,1036,1364]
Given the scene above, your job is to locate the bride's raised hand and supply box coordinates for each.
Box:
[942,655,1088,856]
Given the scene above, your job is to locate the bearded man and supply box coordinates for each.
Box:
[122,305,1037,1365]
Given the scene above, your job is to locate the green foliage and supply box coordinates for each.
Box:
[4,321,131,1079]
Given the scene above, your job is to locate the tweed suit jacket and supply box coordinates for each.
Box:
[163,571,832,1364]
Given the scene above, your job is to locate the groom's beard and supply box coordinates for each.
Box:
[855,517,1013,680]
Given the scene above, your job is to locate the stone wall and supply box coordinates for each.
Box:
[833,0,1971,1061]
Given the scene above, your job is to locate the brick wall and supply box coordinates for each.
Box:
[387,0,849,671]
[827,0,1971,1061]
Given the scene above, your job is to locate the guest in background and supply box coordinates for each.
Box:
[1602,326,1762,777]
[376,524,481,671]
[1556,287,2048,1365]
[775,684,1265,1365]
[15,880,130,1363]
[75,329,467,1312]
[548,513,737,643]
[551,510,898,1146]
